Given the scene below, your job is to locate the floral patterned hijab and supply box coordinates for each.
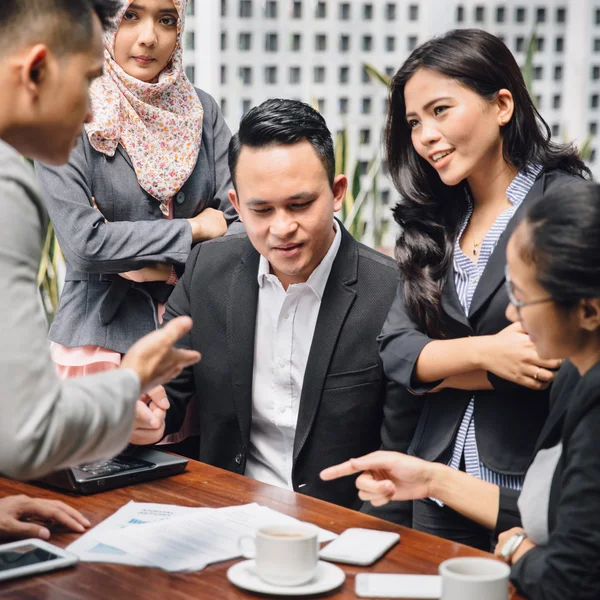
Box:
[85,0,203,209]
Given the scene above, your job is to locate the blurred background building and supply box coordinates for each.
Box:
[181,0,599,248]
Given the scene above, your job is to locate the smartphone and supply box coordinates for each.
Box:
[319,528,400,566]
[355,573,442,599]
[0,539,79,582]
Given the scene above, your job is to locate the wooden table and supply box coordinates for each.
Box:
[0,460,525,599]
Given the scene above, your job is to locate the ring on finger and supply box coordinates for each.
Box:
[534,367,541,381]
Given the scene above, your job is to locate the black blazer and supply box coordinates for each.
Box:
[496,361,600,599]
[378,170,581,475]
[162,223,422,511]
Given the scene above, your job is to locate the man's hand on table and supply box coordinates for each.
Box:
[0,495,91,542]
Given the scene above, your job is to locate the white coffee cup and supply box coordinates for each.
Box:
[238,524,319,587]
[439,557,510,600]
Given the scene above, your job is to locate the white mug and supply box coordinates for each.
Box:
[238,524,319,587]
[439,557,510,600]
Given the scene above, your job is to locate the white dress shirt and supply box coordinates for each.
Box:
[245,223,341,489]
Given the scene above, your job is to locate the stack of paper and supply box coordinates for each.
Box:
[67,502,337,572]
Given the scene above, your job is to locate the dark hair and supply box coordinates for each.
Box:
[228,98,335,190]
[386,29,591,337]
[520,180,600,307]
[0,0,120,56]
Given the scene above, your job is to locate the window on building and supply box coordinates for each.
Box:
[535,94,542,108]
[238,32,252,50]
[315,34,327,51]
[316,1,326,18]
[386,3,396,20]
[593,66,600,80]
[496,6,505,23]
[358,160,369,175]
[474,5,485,22]
[185,65,195,83]
[184,31,195,50]
[363,3,373,20]
[239,66,252,85]
[408,4,418,20]
[551,123,560,137]
[496,34,505,43]
[265,33,278,52]
[556,36,564,53]
[361,97,372,114]
[362,35,373,52]
[265,66,277,84]
[381,190,390,205]
[188,0,196,16]
[386,36,395,52]
[265,0,277,18]
[362,65,371,83]
[220,65,226,84]
[536,7,546,23]
[515,7,526,22]
[456,4,464,22]
[515,36,524,52]
[533,65,543,80]
[291,33,301,51]
[292,1,302,18]
[314,66,325,83]
[554,64,563,81]
[289,66,301,84]
[317,98,326,113]
[590,149,596,163]
[385,66,395,77]
[408,35,418,51]
[556,7,566,23]
[590,122,598,135]
[242,99,252,114]
[382,97,389,113]
[339,2,351,20]
[360,129,371,145]
[339,66,349,84]
[553,94,561,109]
[595,39,600,52]
[220,31,227,50]
[537,36,545,52]
[220,97,227,117]
[239,0,252,18]
[592,94,599,109]
[596,9,600,25]
[339,97,349,114]
[339,34,350,52]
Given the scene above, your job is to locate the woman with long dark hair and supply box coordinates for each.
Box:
[322,180,600,599]
[374,29,590,549]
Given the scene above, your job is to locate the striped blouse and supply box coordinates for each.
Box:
[434,164,543,505]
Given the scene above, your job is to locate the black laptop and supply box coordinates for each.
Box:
[35,446,188,494]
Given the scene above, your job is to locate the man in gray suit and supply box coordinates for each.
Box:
[0,0,200,537]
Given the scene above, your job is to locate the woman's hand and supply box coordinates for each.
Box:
[187,208,227,243]
[495,527,537,565]
[320,451,436,506]
[478,322,562,390]
[0,496,91,541]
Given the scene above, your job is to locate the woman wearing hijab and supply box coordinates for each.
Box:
[35,0,234,447]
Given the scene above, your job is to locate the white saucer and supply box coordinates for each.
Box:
[227,559,346,596]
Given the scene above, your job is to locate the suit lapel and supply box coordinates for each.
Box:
[441,273,473,332]
[293,225,357,463]
[226,242,260,444]
[468,173,546,319]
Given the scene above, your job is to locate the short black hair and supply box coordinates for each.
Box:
[0,0,121,57]
[228,99,335,190]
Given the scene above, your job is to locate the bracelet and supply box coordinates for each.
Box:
[499,531,528,563]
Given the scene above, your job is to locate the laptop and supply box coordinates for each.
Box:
[35,446,188,495]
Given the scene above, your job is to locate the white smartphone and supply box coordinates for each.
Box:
[319,528,400,566]
[0,538,79,582]
[355,573,442,599]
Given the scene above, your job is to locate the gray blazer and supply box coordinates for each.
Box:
[35,89,236,354]
[0,139,140,480]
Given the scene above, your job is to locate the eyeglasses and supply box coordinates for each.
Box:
[504,266,554,320]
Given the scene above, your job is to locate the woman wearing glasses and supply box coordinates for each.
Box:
[322,180,600,599]
[367,29,590,549]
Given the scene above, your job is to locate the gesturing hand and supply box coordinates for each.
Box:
[0,496,91,542]
[320,451,435,507]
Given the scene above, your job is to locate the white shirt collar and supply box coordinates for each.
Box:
[257,220,341,300]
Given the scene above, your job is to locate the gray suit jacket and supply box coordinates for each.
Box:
[0,139,140,480]
[35,89,236,354]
